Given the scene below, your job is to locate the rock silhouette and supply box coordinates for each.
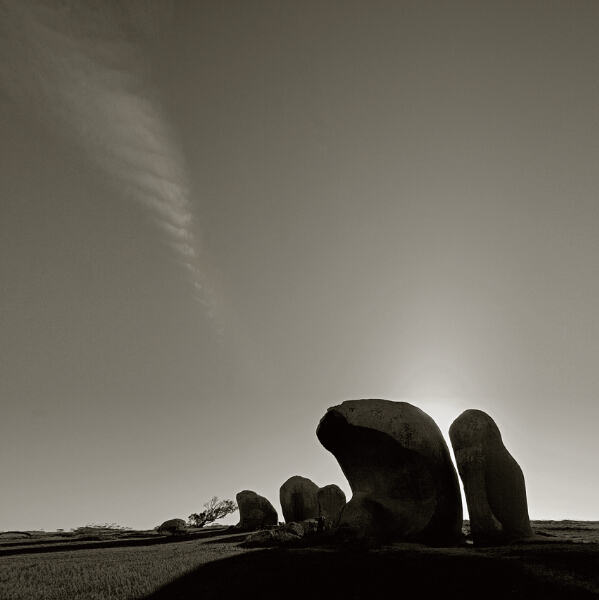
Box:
[316,399,463,545]
[280,477,347,528]
[449,409,535,546]
[156,519,186,534]
[235,490,278,531]
[317,484,346,528]
[280,476,320,523]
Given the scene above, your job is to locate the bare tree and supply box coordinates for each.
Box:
[188,497,238,528]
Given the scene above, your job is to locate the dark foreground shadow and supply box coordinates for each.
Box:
[141,543,599,600]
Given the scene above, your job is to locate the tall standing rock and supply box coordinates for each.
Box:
[449,409,535,546]
[235,490,278,531]
[280,476,320,523]
[317,484,346,528]
[316,399,463,545]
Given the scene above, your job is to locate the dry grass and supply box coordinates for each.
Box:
[531,520,599,544]
[0,532,251,600]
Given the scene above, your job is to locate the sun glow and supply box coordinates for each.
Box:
[413,397,464,445]
[409,395,469,518]
[396,356,473,445]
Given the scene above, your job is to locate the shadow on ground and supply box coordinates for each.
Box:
[141,542,599,600]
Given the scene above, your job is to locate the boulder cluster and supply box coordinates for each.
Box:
[316,399,534,547]
[234,477,346,547]
[235,399,534,548]
[280,476,346,529]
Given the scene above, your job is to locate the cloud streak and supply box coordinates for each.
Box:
[0,0,221,334]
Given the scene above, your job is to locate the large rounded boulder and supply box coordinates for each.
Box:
[449,409,535,546]
[317,484,346,528]
[316,399,462,545]
[235,490,278,531]
[280,476,320,523]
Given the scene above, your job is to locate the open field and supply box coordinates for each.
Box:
[1,522,598,599]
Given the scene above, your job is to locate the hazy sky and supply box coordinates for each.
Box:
[1,0,598,531]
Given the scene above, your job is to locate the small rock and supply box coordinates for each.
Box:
[156,519,187,535]
[284,522,306,537]
[241,528,303,548]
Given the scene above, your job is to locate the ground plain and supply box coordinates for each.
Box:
[1,521,598,599]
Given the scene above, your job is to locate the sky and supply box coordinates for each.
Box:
[1,0,598,532]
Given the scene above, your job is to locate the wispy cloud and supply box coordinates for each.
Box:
[0,0,221,335]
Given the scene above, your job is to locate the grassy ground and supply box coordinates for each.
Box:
[1,522,598,600]
[0,529,251,600]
